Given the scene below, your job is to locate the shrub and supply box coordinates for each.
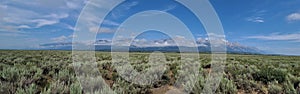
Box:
[235,78,261,93]
[216,77,238,94]
[253,68,287,83]
[16,84,37,94]
[283,80,297,94]
[268,82,283,94]
[0,67,20,82]
[70,82,82,94]
[47,80,69,93]
[191,73,205,94]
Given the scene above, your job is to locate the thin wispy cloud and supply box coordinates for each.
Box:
[51,35,69,42]
[139,5,177,17]
[89,27,119,33]
[65,24,75,31]
[246,17,264,23]
[103,20,120,26]
[162,5,177,12]
[0,1,75,32]
[65,0,85,9]
[78,0,130,34]
[31,19,59,28]
[51,34,77,42]
[246,32,300,42]
[245,10,266,23]
[111,1,139,19]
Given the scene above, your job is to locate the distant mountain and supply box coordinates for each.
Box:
[39,38,264,54]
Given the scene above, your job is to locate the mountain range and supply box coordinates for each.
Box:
[39,38,264,54]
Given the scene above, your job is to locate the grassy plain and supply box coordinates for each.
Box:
[0,50,300,94]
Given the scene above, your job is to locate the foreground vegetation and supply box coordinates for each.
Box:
[0,50,300,94]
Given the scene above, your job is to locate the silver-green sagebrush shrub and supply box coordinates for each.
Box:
[70,81,82,94]
[16,84,37,94]
[216,77,238,94]
[0,67,20,82]
[47,80,69,93]
[268,81,283,94]
[283,80,297,94]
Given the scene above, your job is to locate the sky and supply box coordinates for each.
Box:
[0,0,300,55]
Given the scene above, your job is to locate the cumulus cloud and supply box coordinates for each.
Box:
[107,35,209,47]
[286,13,300,21]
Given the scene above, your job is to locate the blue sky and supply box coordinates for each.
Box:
[0,0,300,55]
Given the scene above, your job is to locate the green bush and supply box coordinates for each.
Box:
[283,80,297,94]
[44,80,69,93]
[16,84,37,94]
[268,82,283,94]
[216,77,238,94]
[0,67,20,82]
[70,82,82,94]
[253,68,287,83]
[191,73,205,94]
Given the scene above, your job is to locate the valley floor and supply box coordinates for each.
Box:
[0,50,300,94]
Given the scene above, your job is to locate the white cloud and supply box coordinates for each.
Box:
[84,0,115,9]
[18,25,31,29]
[173,35,197,47]
[286,13,300,21]
[245,10,267,23]
[89,27,118,33]
[103,20,120,26]
[78,0,120,34]
[123,1,138,9]
[162,5,177,12]
[0,4,7,9]
[66,1,77,9]
[68,34,77,38]
[246,32,300,42]
[44,13,69,19]
[65,24,75,30]
[0,0,78,32]
[68,0,138,36]
[66,0,82,9]
[51,35,68,42]
[0,31,27,37]
[110,35,200,47]
[246,17,264,23]
[111,1,139,19]
[31,19,59,28]
[51,34,77,42]
[138,5,177,17]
